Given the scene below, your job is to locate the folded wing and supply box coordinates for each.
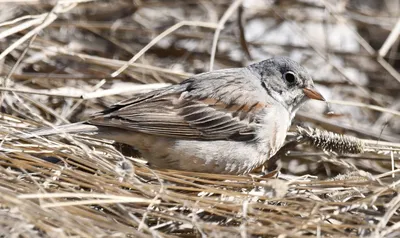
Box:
[89,69,267,141]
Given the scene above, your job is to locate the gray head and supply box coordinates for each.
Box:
[247,56,324,113]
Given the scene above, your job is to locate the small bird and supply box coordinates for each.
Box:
[30,57,324,174]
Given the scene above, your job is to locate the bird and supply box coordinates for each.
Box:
[27,57,325,175]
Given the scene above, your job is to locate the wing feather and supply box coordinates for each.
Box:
[88,69,268,141]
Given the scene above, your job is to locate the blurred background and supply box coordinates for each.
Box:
[0,1,400,237]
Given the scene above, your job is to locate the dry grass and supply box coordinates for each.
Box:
[0,0,400,237]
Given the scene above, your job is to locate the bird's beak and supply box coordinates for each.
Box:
[303,87,325,101]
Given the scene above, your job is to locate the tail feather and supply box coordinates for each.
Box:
[20,122,99,139]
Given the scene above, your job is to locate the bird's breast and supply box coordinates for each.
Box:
[256,106,291,158]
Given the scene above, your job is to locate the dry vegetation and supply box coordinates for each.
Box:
[0,0,400,237]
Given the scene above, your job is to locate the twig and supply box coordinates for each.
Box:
[321,1,375,55]
[81,83,170,100]
[327,99,400,117]
[0,3,76,61]
[296,112,400,142]
[111,21,219,77]
[375,194,400,237]
[0,14,42,27]
[379,17,400,57]
[20,94,70,124]
[322,1,400,84]
[0,87,81,98]
[271,5,382,105]
[0,14,46,39]
[1,4,61,109]
[31,45,192,77]
[237,5,252,60]
[377,56,400,84]
[209,0,243,71]
[63,79,107,120]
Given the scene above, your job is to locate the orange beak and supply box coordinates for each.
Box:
[303,87,325,101]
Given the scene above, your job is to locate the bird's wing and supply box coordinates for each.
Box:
[88,69,268,141]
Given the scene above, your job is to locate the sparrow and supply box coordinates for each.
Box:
[29,57,325,175]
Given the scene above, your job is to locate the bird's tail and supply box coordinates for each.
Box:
[17,122,99,139]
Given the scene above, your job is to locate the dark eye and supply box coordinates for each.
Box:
[283,71,296,85]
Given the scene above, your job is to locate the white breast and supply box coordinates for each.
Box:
[256,105,291,158]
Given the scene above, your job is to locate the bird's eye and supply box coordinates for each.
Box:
[283,71,296,85]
